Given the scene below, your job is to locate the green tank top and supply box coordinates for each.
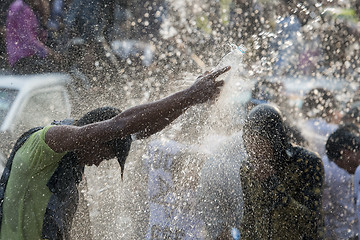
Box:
[0,126,66,240]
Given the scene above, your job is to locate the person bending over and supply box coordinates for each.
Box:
[0,66,229,240]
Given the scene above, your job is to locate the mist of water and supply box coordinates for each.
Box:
[74,43,251,239]
[65,0,360,239]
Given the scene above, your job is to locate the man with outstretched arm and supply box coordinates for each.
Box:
[0,66,230,240]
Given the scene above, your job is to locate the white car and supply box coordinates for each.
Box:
[0,73,72,171]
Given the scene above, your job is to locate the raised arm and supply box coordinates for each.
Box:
[119,67,230,138]
[45,66,230,153]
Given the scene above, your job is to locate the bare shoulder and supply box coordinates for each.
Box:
[45,125,78,138]
[44,119,122,153]
[45,125,80,153]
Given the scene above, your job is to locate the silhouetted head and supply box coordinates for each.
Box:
[302,87,338,120]
[243,104,290,171]
[75,107,132,179]
[342,105,360,126]
[245,78,285,113]
[326,124,360,174]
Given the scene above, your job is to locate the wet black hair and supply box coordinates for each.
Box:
[302,87,338,119]
[326,124,360,162]
[243,104,290,171]
[75,106,120,126]
[75,107,132,179]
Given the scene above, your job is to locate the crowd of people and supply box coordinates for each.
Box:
[0,0,167,86]
[1,0,360,240]
[1,0,360,79]
[133,76,360,240]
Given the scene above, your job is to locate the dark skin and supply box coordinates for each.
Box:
[334,149,360,174]
[45,66,230,166]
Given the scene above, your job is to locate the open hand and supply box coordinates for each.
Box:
[189,66,230,104]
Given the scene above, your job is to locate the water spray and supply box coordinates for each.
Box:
[214,43,247,84]
[200,43,251,153]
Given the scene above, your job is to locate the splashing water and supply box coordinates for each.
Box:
[202,43,252,150]
[190,44,250,240]
[215,43,247,83]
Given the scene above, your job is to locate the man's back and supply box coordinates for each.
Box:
[1,126,66,239]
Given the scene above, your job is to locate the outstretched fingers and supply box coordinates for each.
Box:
[197,70,211,79]
[208,66,231,80]
[215,79,225,87]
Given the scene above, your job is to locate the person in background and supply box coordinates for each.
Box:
[143,137,206,239]
[299,87,341,160]
[353,122,360,240]
[64,0,113,43]
[326,123,360,240]
[343,105,360,126]
[5,0,66,74]
[47,0,72,50]
[0,66,229,239]
[326,123,360,176]
[298,87,356,239]
[245,78,307,147]
[63,0,124,86]
[355,165,360,240]
[63,0,167,86]
[240,103,324,239]
[0,0,13,70]
[343,94,360,127]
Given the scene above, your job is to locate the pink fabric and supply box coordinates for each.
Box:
[6,0,49,66]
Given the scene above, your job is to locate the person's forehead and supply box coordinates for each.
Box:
[336,149,358,160]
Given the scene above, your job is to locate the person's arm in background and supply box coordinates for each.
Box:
[45,67,230,153]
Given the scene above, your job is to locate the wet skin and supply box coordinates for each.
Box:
[334,149,360,174]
